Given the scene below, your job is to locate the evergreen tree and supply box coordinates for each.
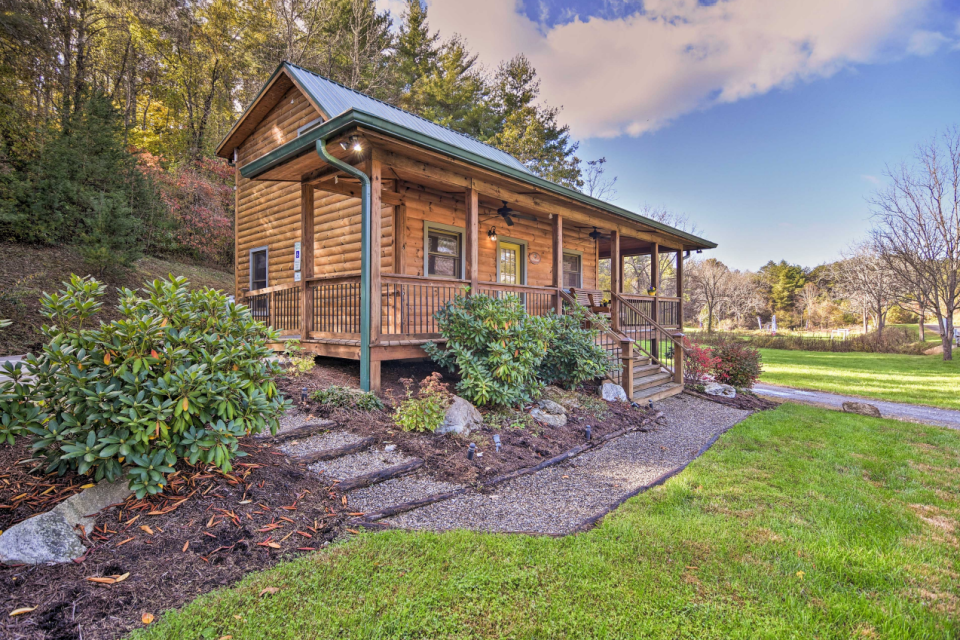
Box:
[405,36,496,140]
[79,193,143,276]
[395,0,439,93]
[490,55,582,188]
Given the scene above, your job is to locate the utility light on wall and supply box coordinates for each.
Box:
[340,135,363,152]
[488,227,497,242]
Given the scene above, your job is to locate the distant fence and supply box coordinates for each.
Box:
[692,327,920,354]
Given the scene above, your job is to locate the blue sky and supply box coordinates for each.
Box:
[580,46,960,270]
[393,0,960,270]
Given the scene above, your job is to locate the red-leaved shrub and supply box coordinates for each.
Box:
[683,337,719,384]
[710,336,762,389]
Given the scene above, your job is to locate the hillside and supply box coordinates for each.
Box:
[0,243,235,355]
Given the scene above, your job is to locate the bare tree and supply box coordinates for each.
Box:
[583,157,617,200]
[833,242,900,334]
[796,282,819,329]
[686,258,729,333]
[870,128,960,360]
[726,270,764,327]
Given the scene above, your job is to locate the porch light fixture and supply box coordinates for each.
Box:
[340,135,363,152]
[488,227,497,242]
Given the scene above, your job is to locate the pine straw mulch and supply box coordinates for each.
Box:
[0,439,347,640]
[277,361,658,487]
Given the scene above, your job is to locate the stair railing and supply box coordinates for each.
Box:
[613,292,687,384]
[558,289,636,396]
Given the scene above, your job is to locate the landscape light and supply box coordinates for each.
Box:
[488,227,497,241]
[467,442,476,460]
[585,425,592,441]
[493,434,501,453]
[301,388,308,403]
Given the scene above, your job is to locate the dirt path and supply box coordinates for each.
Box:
[753,383,960,429]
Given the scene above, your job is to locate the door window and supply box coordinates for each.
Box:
[499,242,522,284]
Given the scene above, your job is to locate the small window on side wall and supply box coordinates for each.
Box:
[426,228,462,279]
[250,247,268,291]
[562,252,582,288]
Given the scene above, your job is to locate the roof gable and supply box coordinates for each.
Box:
[218,62,530,174]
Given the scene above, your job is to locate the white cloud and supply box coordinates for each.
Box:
[424,0,945,138]
[861,174,881,185]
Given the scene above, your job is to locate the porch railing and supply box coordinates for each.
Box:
[311,276,361,337]
[381,274,467,337]
[618,293,681,328]
[243,283,301,335]
[477,282,558,317]
[614,292,686,384]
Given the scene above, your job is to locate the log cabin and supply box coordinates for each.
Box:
[216,62,717,400]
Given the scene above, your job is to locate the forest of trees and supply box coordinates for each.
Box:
[0,0,585,273]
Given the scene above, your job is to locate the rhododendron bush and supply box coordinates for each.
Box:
[138,152,234,267]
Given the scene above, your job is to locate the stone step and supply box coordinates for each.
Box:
[632,382,684,402]
[633,371,673,391]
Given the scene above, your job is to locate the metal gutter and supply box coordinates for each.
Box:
[240,109,718,250]
[315,138,373,391]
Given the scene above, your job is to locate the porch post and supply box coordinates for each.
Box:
[610,229,620,332]
[367,151,382,392]
[677,249,684,328]
[465,186,479,294]
[651,243,659,323]
[300,183,315,337]
[552,214,563,313]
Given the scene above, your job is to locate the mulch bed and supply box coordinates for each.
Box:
[278,361,656,486]
[0,439,346,640]
[684,386,779,411]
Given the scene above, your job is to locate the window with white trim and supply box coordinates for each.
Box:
[562,252,582,288]
[250,248,268,290]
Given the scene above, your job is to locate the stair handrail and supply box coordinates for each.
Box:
[557,289,629,344]
[612,292,688,353]
[558,289,636,392]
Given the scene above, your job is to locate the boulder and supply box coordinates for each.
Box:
[436,395,483,436]
[0,511,87,565]
[530,399,567,427]
[599,382,628,403]
[842,402,882,418]
[703,382,737,398]
[0,477,131,565]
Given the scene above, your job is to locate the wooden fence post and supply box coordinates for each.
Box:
[621,339,634,400]
[673,332,684,384]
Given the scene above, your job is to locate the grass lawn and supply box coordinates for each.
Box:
[760,349,960,410]
[133,404,960,639]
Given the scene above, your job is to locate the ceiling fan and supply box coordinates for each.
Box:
[576,226,611,240]
[492,201,537,226]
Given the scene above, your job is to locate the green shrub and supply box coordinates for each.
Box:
[539,303,611,388]
[424,293,551,407]
[0,275,289,497]
[282,339,316,377]
[310,385,384,411]
[393,373,452,433]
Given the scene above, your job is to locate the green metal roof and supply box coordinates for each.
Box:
[239,107,718,250]
[284,63,532,174]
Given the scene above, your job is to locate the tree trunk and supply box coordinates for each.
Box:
[944,315,955,361]
[919,308,925,342]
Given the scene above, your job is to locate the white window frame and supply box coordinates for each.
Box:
[249,246,269,291]
[562,249,583,289]
[423,222,465,280]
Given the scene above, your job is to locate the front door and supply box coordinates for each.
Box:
[498,242,522,285]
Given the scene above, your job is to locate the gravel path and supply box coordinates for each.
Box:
[384,394,750,534]
[276,430,365,457]
[347,471,464,514]
[311,447,414,480]
[753,383,960,430]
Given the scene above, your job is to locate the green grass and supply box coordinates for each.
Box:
[760,349,960,410]
[133,405,960,639]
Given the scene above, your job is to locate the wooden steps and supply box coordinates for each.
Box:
[633,381,684,402]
